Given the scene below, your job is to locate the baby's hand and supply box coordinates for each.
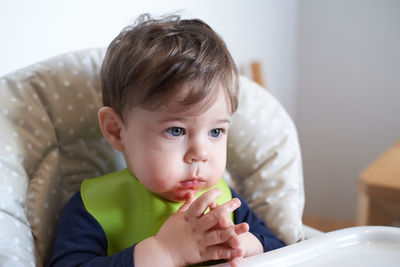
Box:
[210,204,249,267]
[154,188,248,267]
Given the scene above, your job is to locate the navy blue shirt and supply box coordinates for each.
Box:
[49,188,285,266]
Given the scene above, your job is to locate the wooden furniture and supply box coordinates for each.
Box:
[357,141,400,226]
[303,215,354,232]
[251,61,265,87]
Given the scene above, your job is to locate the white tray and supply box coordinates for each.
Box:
[214,226,400,267]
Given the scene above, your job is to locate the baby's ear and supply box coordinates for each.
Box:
[98,107,124,151]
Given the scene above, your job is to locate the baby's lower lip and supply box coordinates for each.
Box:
[178,179,205,189]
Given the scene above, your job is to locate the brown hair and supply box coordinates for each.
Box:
[101,14,239,120]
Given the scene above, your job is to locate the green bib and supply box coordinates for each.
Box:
[81,168,233,256]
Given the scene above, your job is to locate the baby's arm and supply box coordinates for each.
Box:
[218,216,263,258]
[49,193,134,267]
[49,189,252,267]
[134,188,248,267]
[215,189,286,266]
[232,189,286,255]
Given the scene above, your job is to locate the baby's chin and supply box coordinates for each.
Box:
[161,189,200,202]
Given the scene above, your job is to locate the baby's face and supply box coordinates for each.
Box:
[120,88,231,202]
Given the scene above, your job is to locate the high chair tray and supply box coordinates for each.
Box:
[214,226,400,266]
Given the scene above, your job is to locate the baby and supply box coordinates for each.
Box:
[49,14,285,267]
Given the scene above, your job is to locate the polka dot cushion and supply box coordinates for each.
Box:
[0,49,304,266]
[228,76,305,244]
[0,49,126,266]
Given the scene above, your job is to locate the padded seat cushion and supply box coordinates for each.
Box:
[0,48,304,266]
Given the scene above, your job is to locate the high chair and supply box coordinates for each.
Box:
[0,48,313,266]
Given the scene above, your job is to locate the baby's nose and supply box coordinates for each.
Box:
[184,142,209,163]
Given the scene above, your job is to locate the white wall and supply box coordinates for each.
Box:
[297,0,400,220]
[0,0,298,117]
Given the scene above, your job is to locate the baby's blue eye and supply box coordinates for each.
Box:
[209,128,222,138]
[166,127,185,137]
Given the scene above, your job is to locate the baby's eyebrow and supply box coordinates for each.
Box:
[157,117,231,124]
[157,117,187,123]
[215,119,231,125]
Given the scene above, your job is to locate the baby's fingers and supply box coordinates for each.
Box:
[203,228,234,246]
[178,192,195,212]
[204,223,248,247]
[209,200,218,210]
[226,235,241,249]
[203,245,243,261]
[233,222,249,236]
[225,223,249,249]
[230,257,243,267]
[185,188,221,218]
[199,198,241,231]
[219,216,234,228]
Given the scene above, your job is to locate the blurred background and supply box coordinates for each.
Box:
[1,0,399,230]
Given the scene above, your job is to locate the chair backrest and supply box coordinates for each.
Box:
[0,48,304,266]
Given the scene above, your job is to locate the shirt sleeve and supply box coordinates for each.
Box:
[231,188,286,252]
[48,192,135,267]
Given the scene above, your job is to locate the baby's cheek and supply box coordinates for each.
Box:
[213,156,226,177]
[147,169,174,191]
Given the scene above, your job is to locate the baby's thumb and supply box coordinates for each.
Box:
[178,192,195,212]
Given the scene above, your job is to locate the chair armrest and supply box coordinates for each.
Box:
[0,210,36,266]
[304,225,324,239]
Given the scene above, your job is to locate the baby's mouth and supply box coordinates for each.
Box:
[178,178,206,189]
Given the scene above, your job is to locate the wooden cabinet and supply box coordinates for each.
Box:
[357,141,400,226]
